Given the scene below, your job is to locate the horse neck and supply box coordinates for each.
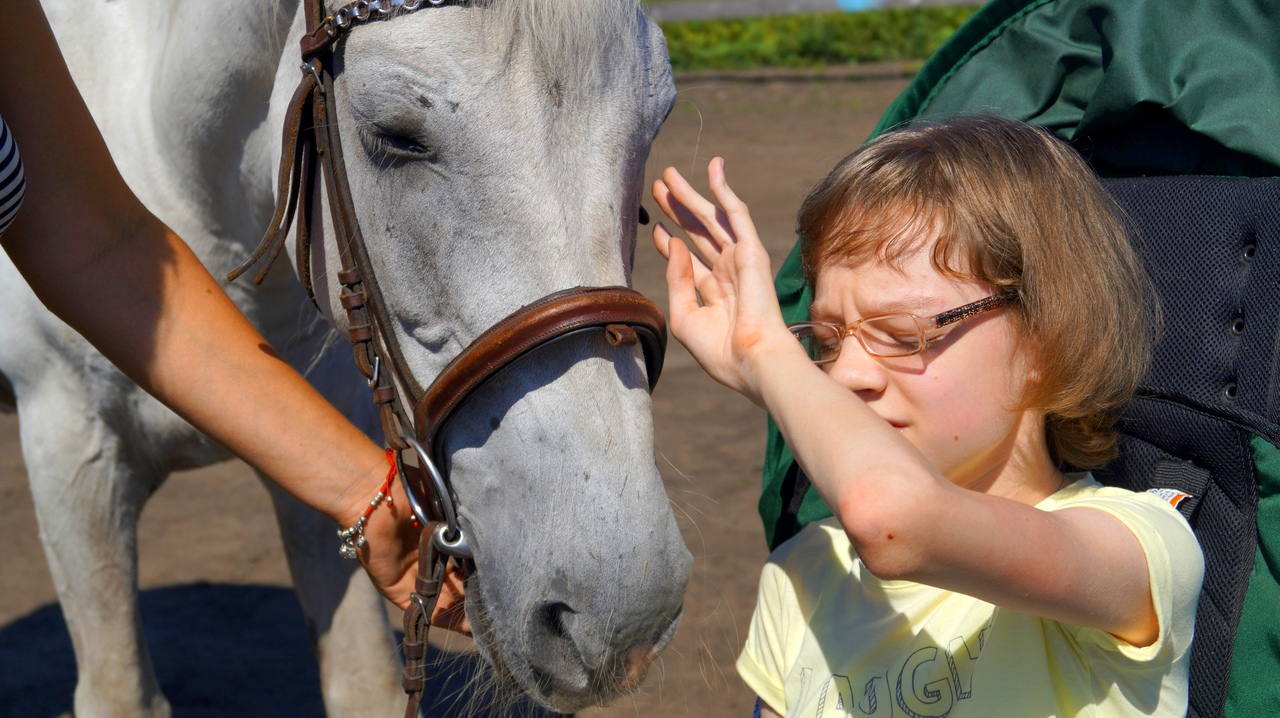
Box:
[44,0,302,258]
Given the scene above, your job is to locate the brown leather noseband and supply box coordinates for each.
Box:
[398,285,665,558]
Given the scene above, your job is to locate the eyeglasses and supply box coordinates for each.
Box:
[788,291,1019,363]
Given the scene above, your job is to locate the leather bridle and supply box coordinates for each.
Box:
[228,0,667,710]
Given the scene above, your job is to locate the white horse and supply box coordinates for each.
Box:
[1,1,689,715]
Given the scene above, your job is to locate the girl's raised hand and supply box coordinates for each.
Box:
[651,158,797,406]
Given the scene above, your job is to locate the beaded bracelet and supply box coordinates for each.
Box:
[338,448,397,559]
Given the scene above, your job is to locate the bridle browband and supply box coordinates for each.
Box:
[228,1,667,709]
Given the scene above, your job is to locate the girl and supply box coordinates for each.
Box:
[651,115,1202,717]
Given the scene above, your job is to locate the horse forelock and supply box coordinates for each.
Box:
[484,0,642,87]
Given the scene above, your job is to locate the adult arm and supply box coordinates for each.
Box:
[0,0,468,623]
[651,159,1163,647]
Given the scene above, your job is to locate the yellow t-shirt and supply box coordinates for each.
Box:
[737,475,1204,718]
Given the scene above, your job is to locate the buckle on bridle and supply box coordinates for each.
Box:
[299,61,323,88]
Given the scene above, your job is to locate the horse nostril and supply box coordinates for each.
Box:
[536,601,574,640]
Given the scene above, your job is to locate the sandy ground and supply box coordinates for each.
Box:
[0,66,911,717]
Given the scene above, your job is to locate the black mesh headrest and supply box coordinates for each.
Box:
[1107,177,1280,438]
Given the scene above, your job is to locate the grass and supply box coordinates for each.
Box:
[658,6,980,72]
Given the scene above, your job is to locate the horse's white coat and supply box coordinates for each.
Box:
[5,1,687,715]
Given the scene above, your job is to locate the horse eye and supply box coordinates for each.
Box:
[359,126,437,163]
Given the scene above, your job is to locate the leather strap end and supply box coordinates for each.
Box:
[606,323,638,347]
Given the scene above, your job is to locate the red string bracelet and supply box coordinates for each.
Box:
[337,448,411,558]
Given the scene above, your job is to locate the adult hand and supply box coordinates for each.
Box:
[347,470,471,634]
[651,158,799,407]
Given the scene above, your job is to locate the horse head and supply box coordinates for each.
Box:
[266,1,691,710]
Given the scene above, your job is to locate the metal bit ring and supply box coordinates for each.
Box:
[400,434,472,558]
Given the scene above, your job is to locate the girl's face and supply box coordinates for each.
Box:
[810,248,1046,494]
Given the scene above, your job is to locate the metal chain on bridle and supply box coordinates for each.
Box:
[227,0,668,713]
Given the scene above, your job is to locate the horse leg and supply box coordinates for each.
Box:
[262,480,406,717]
[21,388,171,718]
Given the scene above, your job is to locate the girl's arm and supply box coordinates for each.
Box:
[0,0,468,620]
[652,159,1163,647]
[749,333,1161,647]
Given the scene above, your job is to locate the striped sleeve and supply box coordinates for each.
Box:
[0,114,26,237]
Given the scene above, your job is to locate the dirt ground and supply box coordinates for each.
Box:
[0,66,911,717]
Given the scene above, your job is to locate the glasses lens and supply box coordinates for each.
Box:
[791,324,841,363]
[858,315,924,357]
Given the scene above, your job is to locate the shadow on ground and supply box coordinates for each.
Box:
[0,583,552,718]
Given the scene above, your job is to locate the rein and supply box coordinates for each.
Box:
[228,0,667,712]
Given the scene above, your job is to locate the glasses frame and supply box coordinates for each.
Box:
[788,291,1019,363]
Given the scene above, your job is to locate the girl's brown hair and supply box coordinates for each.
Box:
[797,114,1156,469]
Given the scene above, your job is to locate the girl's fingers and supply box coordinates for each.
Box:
[668,232,725,309]
[664,237,703,323]
[652,179,729,266]
[652,178,729,264]
[652,160,765,315]
[651,219,673,259]
[707,158,743,212]
[707,157,760,247]
[663,226,729,311]
[660,166,739,250]
[662,165,737,245]
[652,179,709,238]
[654,222,712,284]
[658,167,719,225]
